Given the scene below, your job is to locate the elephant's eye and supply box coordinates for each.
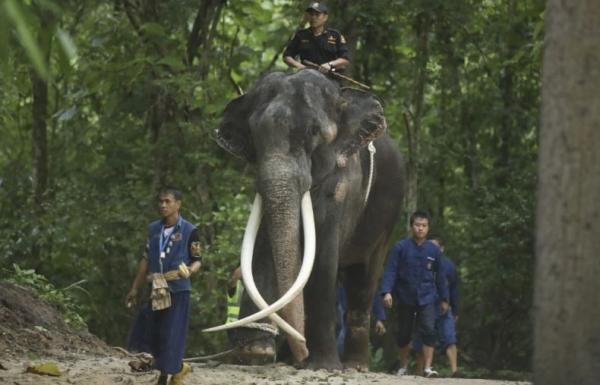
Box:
[311,124,320,136]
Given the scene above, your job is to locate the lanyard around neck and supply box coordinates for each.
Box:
[159,216,182,255]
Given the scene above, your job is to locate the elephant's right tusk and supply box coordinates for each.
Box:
[202,192,316,342]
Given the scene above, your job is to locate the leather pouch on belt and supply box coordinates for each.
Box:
[151,274,171,311]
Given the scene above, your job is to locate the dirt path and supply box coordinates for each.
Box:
[0,354,531,385]
[0,282,530,385]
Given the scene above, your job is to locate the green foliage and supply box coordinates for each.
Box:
[3,0,48,79]
[5,264,88,329]
[368,346,385,372]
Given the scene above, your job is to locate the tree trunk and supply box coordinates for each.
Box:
[404,11,431,222]
[29,8,53,266]
[403,112,418,218]
[187,0,225,78]
[31,70,48,215]
[434,10,479,192]
[31,10,53,216]
[496,0,518,187]
[534,1,600,384]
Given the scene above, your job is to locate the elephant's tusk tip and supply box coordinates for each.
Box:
[202,325,228,333]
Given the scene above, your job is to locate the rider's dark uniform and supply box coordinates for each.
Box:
[283,28,349,69]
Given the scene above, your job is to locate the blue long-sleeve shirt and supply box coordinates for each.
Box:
[379,238,449,307]
[440,255,459,315]
[374,255,459,319]
[372,292,386,321]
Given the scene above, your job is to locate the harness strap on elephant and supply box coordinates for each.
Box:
[240,322,278,334]
[364,141,376,205]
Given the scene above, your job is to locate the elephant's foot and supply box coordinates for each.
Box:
[341,348,369,370]
[232,338,276,365]
[342,325,370,370]
[304,351,343,371]
[287,336,309,364]
[342,358,369,372]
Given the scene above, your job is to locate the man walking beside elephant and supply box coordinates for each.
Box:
[411,236,461,377]
[380,211,449,378]
[126,188,203,385]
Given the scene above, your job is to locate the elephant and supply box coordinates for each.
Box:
[208,69,404,370]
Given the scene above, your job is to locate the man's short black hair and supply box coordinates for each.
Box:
[159,186,182,201]
[409,210,431,226]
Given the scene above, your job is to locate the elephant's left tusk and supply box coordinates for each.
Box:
[202,192,316,342]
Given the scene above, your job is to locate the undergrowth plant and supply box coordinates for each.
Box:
[6,264,88,330]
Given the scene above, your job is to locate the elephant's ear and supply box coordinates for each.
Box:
[336,88,387,164]
[216,95,256,162]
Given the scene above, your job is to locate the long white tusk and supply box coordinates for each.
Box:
[203,192,316,343]
[238,194,305,341]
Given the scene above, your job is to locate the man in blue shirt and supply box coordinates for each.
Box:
[412,236,460,377]
[372,291,387,336]
[431,237,459,376]
[379,211,449,378]
[126,187,202,385]
[335,280,348,356]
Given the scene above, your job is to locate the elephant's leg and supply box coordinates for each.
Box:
[304,228,342,370]
[342,263,372,370]
[341,227,393,370]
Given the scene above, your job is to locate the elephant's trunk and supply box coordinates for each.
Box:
[260,178,308,362]
[202,157,313,361]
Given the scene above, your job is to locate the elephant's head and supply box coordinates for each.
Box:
[212,70,386,361]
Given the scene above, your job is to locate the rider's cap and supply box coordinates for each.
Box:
[306,2,328,14]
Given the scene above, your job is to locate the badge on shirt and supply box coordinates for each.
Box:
[171,232,182,242]
[426,256,435,270]
[327,35,337,44]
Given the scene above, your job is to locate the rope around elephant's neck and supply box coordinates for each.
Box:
[364,141,376,205]
[242,322,279,335]
[183,324,278,363]
[116,324,278,365]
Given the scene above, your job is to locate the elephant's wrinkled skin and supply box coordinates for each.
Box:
[217,70,404,370]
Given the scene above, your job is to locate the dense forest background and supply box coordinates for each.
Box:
[0,0,543,377]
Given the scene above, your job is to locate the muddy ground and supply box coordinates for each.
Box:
[0,282,530,385]
[0,357,532,385]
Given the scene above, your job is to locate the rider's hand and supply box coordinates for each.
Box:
[319,63,334,74]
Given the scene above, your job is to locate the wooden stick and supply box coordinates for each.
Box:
[302,60,371,90]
